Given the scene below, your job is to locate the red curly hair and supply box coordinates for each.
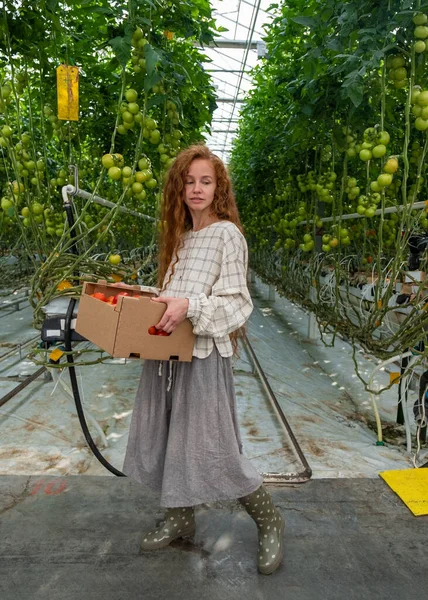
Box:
[157,144,246,353]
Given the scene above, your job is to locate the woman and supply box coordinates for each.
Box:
[123,144,285,575]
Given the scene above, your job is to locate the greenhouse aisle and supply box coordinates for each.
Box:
[1,279,428,599]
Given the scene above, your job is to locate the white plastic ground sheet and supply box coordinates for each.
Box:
[0,279,424,479]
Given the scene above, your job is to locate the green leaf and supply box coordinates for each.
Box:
[144,70,161,92]
[345,80,364,107]
[144,43,160,77]
[146,94,167,109]
[109,35,132,69]
[291,16,318,27]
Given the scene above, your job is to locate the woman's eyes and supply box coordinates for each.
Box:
[185,180,211,184]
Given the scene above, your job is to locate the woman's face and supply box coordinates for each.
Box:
[184,159,217,216]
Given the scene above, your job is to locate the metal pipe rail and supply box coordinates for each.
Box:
[62,185,155,222]
[0,334,40,365]
[0,289,30,312]
[242,333,312,484]
[300,199,428,225]
[0,367,46,408]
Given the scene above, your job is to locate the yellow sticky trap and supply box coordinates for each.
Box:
[380,468,428,516]
[49,348,64,362]
[389,371,400,385]
[57,65,79,121]
[377,299,382,309]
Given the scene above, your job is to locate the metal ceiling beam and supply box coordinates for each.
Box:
[195,39,258,49]
[207,69,251,73]
[215,98,246,102]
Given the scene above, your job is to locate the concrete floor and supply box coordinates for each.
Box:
[1,475,427,600]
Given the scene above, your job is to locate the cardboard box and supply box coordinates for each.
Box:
[75,280,195,361]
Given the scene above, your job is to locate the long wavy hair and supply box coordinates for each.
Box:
[157,144,245,354]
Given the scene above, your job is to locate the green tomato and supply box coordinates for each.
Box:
[1,125,12,137]
[149,129,161,144]
[377,131,390,145]
[391,56,405,69]
[377,173,393,187]
[414,40,426,53]
[108,166,122,180]
[145,178,157,189]
[31,202,44,215]
[413,13,428,26]
[132,182,143,194]
[138,157,150,170]
[417,91,428,106]
[1,197,13,211]
[359,149,372,161]
[127,102,139,115]
[415,25,428,39]
[372,144,386,158]
[125,89,138,103]
[415,117,428,131]
[144,117,157,130]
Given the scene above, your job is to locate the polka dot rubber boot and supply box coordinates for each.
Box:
[140,507,196,551]
[239,485,285,575]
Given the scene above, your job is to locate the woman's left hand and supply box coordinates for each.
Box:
[151,296,189,333]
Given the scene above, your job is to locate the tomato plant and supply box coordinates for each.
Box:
[0,0,220,330]
[231,0,428,369]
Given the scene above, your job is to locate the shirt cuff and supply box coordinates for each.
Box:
[186,295,200,319]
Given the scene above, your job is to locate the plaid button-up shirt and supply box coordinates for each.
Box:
[161,221,253,358]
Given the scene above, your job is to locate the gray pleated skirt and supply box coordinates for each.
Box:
[122,347,263,508]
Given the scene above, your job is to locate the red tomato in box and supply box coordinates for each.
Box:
[91,292,107,302]
[112,291,130,305]
[148,325,158,335]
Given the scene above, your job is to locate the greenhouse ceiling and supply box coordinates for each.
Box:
[201,0,272,163]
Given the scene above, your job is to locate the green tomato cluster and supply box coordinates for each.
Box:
[413,13,428,53]
[356,194,380,218]
[410,87,428,131]
[321,226,351,252]
[358,128,390,162]
[44,104,63,137]
[130,27,149,74]
[345,176,360,201]
[386,55,408,89]
[102,153,158,199]
[344,127,361,159]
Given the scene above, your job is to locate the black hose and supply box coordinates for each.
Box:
[64,298,126,477]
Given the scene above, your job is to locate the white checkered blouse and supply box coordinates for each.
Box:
[161,221,253,358]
